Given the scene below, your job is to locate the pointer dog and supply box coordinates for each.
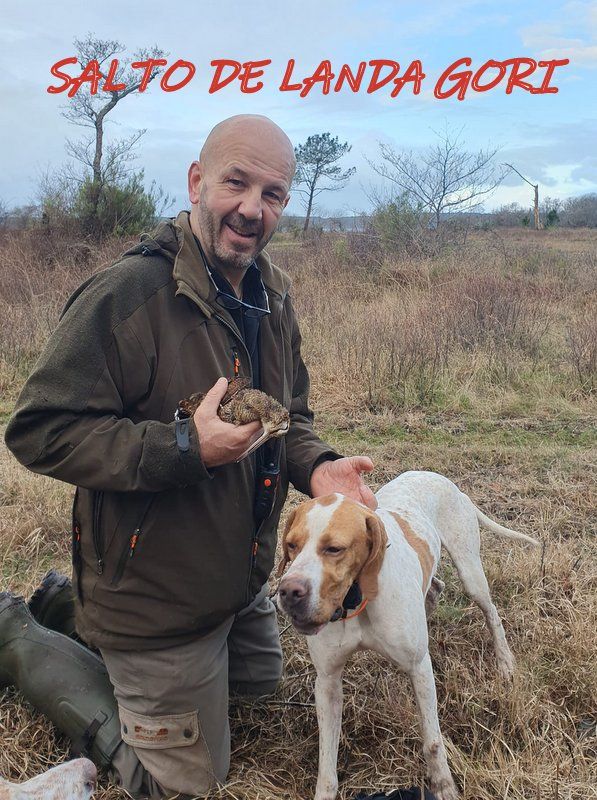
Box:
[276,471,539,800]
[0,758,96,800]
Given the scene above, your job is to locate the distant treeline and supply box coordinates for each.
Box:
[2,193,597,234]
[277,193,597,232]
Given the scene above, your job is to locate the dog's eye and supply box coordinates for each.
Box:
[287,542,297,551]
[325,546,345,555]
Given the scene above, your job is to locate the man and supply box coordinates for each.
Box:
[2,115,375,798]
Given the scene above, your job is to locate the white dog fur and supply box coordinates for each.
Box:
[277,470,540,800]
[0,758,96,800]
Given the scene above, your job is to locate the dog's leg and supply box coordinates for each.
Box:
[409,653,458,800]
[445,545,516,680]
[308,640,350,800]
[433,493,517,680]
[314,668,344,800]
[425,576,445,615]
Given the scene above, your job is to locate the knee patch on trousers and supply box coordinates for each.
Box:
[117,704,221,797]
[119,707,199,749]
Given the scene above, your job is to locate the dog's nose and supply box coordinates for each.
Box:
[278,576,310,608]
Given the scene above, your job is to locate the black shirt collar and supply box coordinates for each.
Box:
[192,233,263,305]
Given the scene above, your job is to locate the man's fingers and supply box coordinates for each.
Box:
[350,455,374,473]
[362,485,378,511]
[198,377,229,416]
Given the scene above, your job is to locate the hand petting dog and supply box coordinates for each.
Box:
[311,456,377,510]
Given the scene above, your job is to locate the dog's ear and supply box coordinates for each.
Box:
[358,512,388,599]
[275,508,297,578]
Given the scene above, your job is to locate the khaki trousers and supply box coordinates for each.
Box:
[101,585,282,799]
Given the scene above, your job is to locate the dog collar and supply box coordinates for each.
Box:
[330,581,368,622]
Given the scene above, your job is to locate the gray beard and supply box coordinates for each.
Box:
[198,197,265,271]
[199,198,256,271]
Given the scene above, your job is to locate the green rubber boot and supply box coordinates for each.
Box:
[28,569,77,638]
[0,592,121,769]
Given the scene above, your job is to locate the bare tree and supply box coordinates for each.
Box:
[368,126,505,248]
[490,202,528,228]
[61,34,167,235]
[503,163,541,230]
[0,198,8,230]
[562,193,597,228]
[293,133,355,231]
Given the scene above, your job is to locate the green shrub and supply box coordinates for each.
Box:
[73,171,167,239]
[372,195,428,256]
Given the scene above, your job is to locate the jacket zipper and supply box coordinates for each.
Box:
[232,347,241,377]
[191,304,278,604]
[92,490,104,574]
[214,314,252,376]
[242,302,285,604]
[245,519,269,602]
[72,488,84,603]
[212,314,264,604]
[111,497,155,586]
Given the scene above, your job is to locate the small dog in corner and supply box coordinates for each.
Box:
[0,758,96,800]
[276,470,539,800]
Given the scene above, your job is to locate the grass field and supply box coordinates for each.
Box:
[0,224,595,798]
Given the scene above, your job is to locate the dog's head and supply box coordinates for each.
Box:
[0,759,97,800]
[276,494,387,635]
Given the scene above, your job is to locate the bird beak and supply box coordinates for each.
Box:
[236,428,271,462]
[235,421,290,463]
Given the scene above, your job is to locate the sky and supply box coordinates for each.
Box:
[1,0,596,217]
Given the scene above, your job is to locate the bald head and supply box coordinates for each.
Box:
[199,115,296,180]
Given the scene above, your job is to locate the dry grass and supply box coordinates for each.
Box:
[1,224,596,798]
[267,228,596,423]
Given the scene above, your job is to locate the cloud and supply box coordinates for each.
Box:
[496,118,597,205]
[520,2,597,68]
[1,0,595,212]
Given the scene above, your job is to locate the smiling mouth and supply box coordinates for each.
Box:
[226,223,258,239]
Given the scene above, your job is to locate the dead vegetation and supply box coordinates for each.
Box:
[0,225,596,798]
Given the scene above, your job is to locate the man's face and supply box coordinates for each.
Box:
[188,131,292,272]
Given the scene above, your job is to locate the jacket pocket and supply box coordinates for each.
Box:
[111,496,154,587]
[92,490,104,574]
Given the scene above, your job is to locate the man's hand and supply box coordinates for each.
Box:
[193,378,262,468]
[310,456,377,510]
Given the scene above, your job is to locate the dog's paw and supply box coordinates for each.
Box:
[430,774,459,800]
[314,779,338,800]
[496,649,516,682]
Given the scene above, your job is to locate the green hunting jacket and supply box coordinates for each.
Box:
[5,211,338,650]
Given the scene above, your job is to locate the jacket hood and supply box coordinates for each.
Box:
[139,211,292,304]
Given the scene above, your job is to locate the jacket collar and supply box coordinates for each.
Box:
[143,211,291,312]
[138,211,288,409]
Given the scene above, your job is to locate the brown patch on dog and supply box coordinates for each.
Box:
[317,502,371,607]
[358,513,388,600]
[318,501,388,604]
[390,512,434,591]
[317,494,339,507]
[277,496,389,620]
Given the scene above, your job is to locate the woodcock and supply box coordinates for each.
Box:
[178,377,290,462]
